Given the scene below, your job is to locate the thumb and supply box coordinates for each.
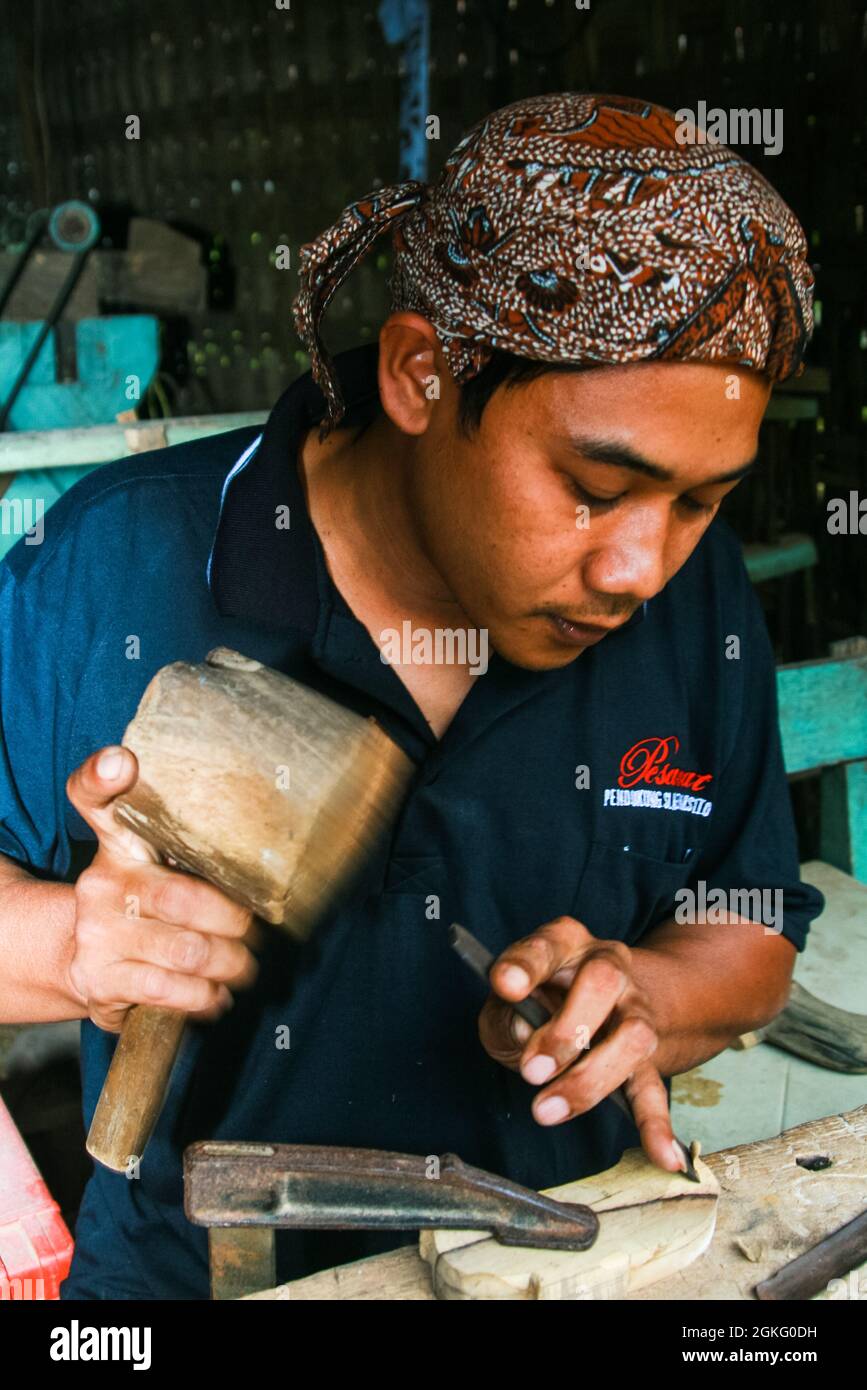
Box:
[65,746,157,865]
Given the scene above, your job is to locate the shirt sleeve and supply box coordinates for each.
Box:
[685,574,825,953]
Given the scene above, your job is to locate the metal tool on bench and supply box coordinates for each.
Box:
[755,1207,867,1300]
[449,922,701,1183]
[184,1141,601,1300]
[86,648,415,1173]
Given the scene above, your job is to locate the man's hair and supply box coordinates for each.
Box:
[454,349,773,435]
[455,350,600,437]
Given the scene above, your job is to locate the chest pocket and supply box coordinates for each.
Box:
[571,840,696,946]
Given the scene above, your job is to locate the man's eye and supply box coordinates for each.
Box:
[677,495,719,515]
[568,475,721,516]
[568,479,624,511]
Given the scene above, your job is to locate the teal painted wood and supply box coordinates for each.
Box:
[820,760,867,882]
[777,656,867,885]
[0,316,159,430]
[776,657,867,774]
[743,534,818,583]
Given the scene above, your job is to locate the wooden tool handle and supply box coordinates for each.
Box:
[86,1004,187,1172]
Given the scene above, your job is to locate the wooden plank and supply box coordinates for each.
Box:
[829,637,867,659]
[0,251,99,320]
[634,1104,867,1301]
[0,413,267,471]
[418,1148,719,1300]
[739,980,867,1072]
[0,220,206,321]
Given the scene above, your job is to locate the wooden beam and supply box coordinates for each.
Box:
[0,413,266,472]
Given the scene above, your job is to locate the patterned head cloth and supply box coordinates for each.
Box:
[293,93,814,437]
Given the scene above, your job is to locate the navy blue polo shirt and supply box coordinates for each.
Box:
[0,344,823,1300]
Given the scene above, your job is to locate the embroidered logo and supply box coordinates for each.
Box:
[603,736,714,817]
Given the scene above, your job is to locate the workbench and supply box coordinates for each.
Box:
[245,1104,867,1300]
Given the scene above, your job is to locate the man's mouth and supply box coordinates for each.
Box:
[544,614,623,646]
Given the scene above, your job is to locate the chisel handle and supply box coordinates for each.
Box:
[86,1004,187,1172]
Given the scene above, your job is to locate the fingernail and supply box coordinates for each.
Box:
[501,965,530,993]
[97,749,124,781]
[535,1095,570,1124]
[671,1139,687,1172]
[511,1015,533,1045]
[522,1054,556,1085]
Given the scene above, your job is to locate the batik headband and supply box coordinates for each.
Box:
[293,92,815,436]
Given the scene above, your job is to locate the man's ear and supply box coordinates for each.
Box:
[376,312,446,436]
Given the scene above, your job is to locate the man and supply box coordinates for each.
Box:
[0,94,823,1300]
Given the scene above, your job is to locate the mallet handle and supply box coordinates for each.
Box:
[86,1004,187,1172]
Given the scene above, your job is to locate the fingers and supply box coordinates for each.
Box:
[489,916,595,1003]
[482,918,685,1178]
[85,965,235,1034]
[531,1044,684,1178]
[99,909,256,986]
[622,1062,684,1174]
[66,746,156,865]
[68,745,263,1038]
[478,993,531,1070]
[73,875,256,974]
[518,945,631,1083]
[71,906,258,1035]
[528,1011,658,1127]
[70,856,260,1035]
[477,978,566,1071]
[484,918,632,1081]
[106,862,255,940]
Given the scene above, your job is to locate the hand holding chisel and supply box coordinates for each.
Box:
[449,922,699,1182]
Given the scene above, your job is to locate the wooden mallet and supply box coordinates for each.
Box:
[86,647,414,1172]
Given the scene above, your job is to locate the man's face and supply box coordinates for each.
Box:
[408,355,771,670]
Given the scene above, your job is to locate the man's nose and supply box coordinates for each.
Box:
[582,512,669,605]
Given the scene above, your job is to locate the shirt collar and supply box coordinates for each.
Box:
[207,343,381,633]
